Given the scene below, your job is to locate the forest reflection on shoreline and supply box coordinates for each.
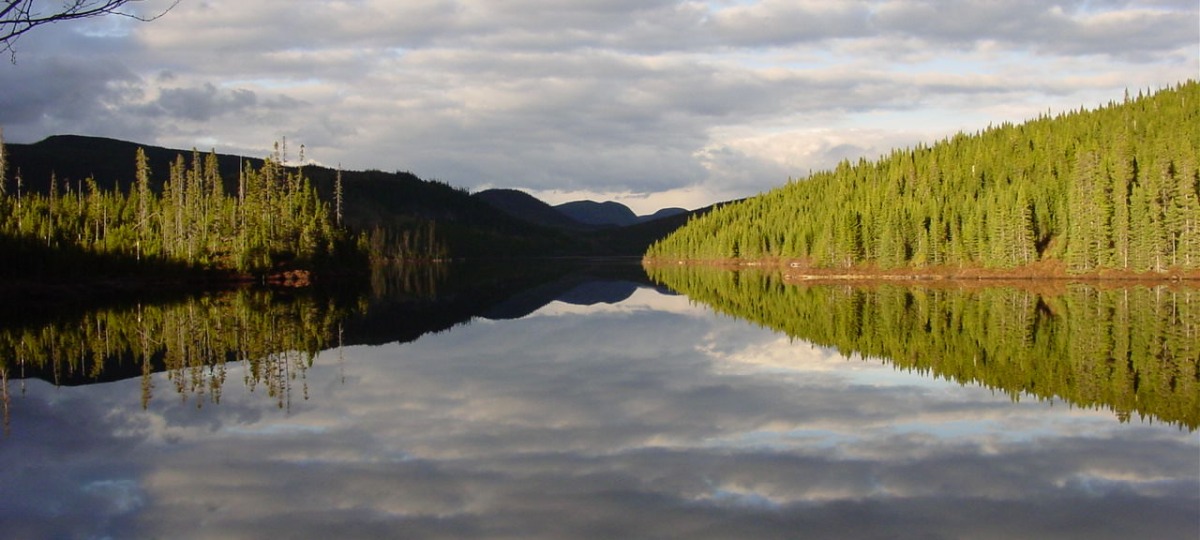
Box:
[0,288,357,423]
[648,265,1199,430]
[0,259,651,427]
[3,261,1196,434]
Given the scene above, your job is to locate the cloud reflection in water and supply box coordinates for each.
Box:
[0,284,1196,539]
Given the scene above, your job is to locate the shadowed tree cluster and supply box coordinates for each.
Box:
[647,81,1199,273]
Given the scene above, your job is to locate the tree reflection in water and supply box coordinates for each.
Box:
[0,259,617,429]
[649,265,1198,430]
[0,288,357,419]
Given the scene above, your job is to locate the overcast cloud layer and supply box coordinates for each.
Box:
[1,0,1196,212]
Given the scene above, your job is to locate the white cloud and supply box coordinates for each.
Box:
[1,0,1195,210]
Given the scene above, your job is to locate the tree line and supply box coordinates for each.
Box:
[646,81,1199,273]
[0,136,364,277]
[649,265,1198,429]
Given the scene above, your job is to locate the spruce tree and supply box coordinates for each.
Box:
[646,81,1198,273]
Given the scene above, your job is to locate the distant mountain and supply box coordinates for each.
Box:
[472,188,586,229]
[554,200,640,227]
[639,207,688,223]
[479,190,693,229]
[585,200,730,255]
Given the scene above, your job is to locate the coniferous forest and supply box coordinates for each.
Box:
[647,81,1199,274]
[0,139,363,280]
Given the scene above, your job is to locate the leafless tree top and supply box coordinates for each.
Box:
[2,1,178,57]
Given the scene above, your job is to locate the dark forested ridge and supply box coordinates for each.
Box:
[473,189,589,230]
[473,189,689,230]
[554,200,641,227]
[649,265,1199,429]
[0,135,572,265]
[1,136,702,273]
[647,81,1199,275]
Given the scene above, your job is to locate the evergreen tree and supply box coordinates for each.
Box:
[646,81,1199,274]
[0,140,358,277]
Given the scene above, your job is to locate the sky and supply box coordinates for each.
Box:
[1,1,1197,214]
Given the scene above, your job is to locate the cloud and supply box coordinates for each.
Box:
[0,0,1195,209]
[0,55,141,131]
[709,0,873,46]
[145,83,302,122]
[870,0,1197,59]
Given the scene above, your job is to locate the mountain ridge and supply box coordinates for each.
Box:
[554,200,640,227]
[2,134,708,258]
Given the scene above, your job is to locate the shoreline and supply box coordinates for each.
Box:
[0,267,362,310]
[643,257,1200,283]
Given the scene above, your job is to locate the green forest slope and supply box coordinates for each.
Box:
[647,81,1199,274]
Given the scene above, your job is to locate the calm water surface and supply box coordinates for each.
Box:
[1,264,1197,539]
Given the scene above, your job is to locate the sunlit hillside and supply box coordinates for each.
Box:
[647,81,1199,274]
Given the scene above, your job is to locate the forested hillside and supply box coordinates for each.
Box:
[0,142,358,277]
[473,189,588,229]
[1,136,699,266]
[647,81,1199,274]
[554,200,640,227]
[1,135,577,261]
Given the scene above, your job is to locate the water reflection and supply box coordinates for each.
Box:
[649,265,1200,430]
[0,289,354,414]
[0,259,659,412]
[0,263,1196,539]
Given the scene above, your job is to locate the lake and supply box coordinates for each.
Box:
[1,261,1197,539]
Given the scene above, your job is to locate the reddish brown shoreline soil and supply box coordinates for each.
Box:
[644,257,1200,292]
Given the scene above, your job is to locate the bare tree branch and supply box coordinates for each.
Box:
[2,0,179,59]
